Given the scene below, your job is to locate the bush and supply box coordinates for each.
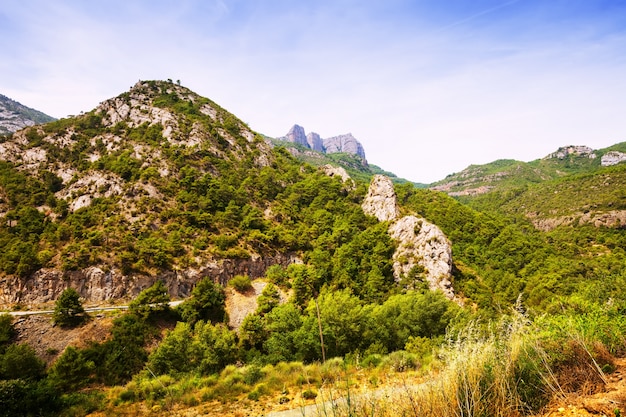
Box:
[383,351,419,372]
[178,277,226,325]
[230,275,252,293]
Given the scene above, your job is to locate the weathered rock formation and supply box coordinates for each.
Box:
[323,133,367,160]
[362,175,400,222]
[279,124,367,162]
[389,216,455,299]
[284,124,308,147]
[320,164,353,185]
[545,145,596,160]
[307,132,324,152]
[362,175,455,299]
[601,151,626,167]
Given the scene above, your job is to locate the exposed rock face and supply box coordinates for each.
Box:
[388,216,454,299]
[529,210,626,231]
[601,151,626,167]
[307,132,324,152]
[279,124,367,162]
[284,124,308,147]
[320,164,354,187]
[323,133,367,160]
[362,175,455,300]
[0,94,55,135]
[0,254,300,308]
[546,145,596,160]
[361,175,400,222]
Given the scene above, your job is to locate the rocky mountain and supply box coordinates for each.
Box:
[0,80,446,308]
[0,94,55,135]
[278,124,368,161]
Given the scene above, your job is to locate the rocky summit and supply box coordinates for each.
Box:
[279,124,368,161]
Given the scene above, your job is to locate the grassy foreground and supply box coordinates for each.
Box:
[81,300,626,417]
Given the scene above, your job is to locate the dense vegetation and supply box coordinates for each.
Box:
[0,80,625,415]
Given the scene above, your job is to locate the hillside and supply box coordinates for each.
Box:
[0,94,56,135]
[430,143,626,196]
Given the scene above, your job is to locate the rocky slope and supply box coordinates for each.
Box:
[0,94,55,135]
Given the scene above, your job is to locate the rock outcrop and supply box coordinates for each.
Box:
[362,175,455,299]
[307,132,324,152]
[0,254,300,308]
[284,124,308,147]
[601,151,626,167]
[279,124,367,162]
[545,145,596,160]
[323,133,367,160]
[320,164,353,184]
[388,216,454,299]
[362,175,400,222]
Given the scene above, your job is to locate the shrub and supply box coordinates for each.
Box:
[301,389,317,399]
[230,275,252,293]
[129,281,170,320]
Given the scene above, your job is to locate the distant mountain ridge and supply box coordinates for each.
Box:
[430,143,626,197]
[279,124,367,161]
[0,94,55,135]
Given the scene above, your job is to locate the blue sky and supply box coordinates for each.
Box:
[2,0,626,183]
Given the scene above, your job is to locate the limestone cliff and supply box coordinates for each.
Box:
[362,175,455,299]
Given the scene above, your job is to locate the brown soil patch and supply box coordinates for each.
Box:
[13,313,115,365]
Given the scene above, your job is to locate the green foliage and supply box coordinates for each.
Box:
[0,379,61,417]
[229,275,252,293]
[0,344,45,381]
[256,283,280,316]
[48,346,95,391]
[147,321,237,376]
[0,315,15,349]
[178,277,226,325]
[129,281,171,320]
[53,288,86,327]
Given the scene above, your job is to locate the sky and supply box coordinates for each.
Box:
[2,0,626,183]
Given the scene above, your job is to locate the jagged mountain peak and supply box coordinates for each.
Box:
[279,124,367,162]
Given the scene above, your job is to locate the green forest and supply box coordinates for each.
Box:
[1,80,625,416]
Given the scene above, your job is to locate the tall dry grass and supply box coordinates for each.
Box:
[320,313,617,417]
